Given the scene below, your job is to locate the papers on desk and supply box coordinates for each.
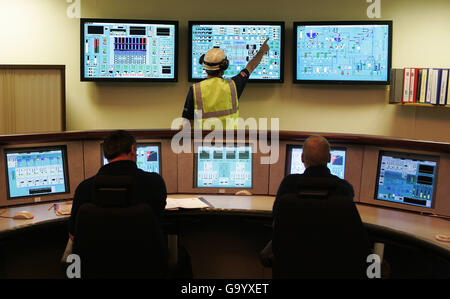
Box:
[53,203,72,216]
[165,197,211,210]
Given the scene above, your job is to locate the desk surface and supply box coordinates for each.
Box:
[0,195,449,251]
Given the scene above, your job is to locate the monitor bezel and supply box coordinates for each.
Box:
[188,20,285,83]
[293,20,393,85]
[193,142,253,189]
[4,145,70,200]
[80,18,179,82]
[285,144,347,177]
[101,142,163,175]
[374,150,440,209]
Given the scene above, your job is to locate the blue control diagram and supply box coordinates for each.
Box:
[103,145,161,174]
[289,147,346,179]
[296,24,389,82]
[191,24,282,80]
[83,21,176,79]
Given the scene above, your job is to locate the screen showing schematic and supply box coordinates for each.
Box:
[289,147,346,179]
[5,148,68,199]
[191,23,282,81]
[82,20,176,80]
[375,153,438,209]
[103,144,161,174]
[295,23,390,82]
[196,146,252,188]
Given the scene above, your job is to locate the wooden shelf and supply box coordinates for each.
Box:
[389,102,450,108]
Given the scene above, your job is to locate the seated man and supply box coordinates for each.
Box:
[261,135,355,266]
[68,130,167,239]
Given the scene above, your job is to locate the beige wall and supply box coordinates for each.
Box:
[1,0,450,141]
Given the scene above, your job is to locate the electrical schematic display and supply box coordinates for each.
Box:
[288,147,346,179]
[103,144,161,174]
[190,22,284,82]
[5,147,69,199]
[81,19,177,81]
[294,21,392,84]
[196,146,252,188]
[375,152,438,208]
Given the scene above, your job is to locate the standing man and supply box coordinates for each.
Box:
[181,39,270,129]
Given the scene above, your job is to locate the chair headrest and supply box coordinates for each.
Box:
[93,175,136,208]
[296,177,339,199]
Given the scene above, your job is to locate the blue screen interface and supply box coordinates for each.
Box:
[197,146,252,188]
[289,147,346,179]
[6,148,68,199]
[376,154,437,208]
[191,24,282,80]
[103,145,160,174]
[83,21,176,79]
[296,24,390,82]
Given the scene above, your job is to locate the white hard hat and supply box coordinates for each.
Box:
[200,48,228,71]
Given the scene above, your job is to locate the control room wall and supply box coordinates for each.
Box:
[1,0,450,142]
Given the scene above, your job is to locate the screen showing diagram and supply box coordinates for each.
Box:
[295,21,391,84]
[81,19,177,81]
[190,22,284,82]
[102,144,161,174]
[196,145,252,188]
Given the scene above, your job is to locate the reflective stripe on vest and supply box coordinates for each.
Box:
[193,78,238,119]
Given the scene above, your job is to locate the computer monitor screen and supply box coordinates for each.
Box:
[102,143,161,174]
[287,146,346,179]
[196,145,252,188]
[189,21,284,82]
[4,146,69,199]
[294,21,392,84]
[375,151,438,209]
[81,18,178,81]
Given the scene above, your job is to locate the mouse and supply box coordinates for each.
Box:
[235,190,252,196]
[12,211,34,220]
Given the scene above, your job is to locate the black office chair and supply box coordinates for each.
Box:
[272,177,371,279]
[73,175,169,279]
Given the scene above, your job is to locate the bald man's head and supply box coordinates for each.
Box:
[301,135,331,168]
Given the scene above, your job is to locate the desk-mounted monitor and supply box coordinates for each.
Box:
[81,18,178,82]
[102,143,162,174]
[4,146,70,200]
[189,21,284,82]
[293,20,392,84]
[194,145,252,188]
[286,145,347,179]
[374,151,439,209]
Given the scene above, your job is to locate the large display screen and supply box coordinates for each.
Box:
[5,146,69,199]
[81,18,178,81]
[375,151,438,209]
[294,21,392,84]
[189,21,284,82]
[102,143,161,174]
[286,146,346,179]
[195,145,252,188]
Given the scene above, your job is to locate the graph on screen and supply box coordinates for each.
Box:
[288,147,346,179]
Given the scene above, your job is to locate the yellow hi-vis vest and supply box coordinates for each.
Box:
[193,77,239,130]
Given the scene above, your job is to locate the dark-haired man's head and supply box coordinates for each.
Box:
[103,130,137,163]
[301,135,331,169]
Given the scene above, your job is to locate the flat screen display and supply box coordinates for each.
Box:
[375,151,438,209]
[189,21,284,82]
[196,145,252,188]
[102,143,161,174]
[294,21,392,84]
[5,146,69,199]
[81,18,178,81]
[287,146,346,179]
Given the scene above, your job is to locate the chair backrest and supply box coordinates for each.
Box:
[73,175,168,279]
[273,180,370,279]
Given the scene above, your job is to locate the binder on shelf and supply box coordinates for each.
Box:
[425,69,434,103]
[402,68,411,103]
[439,69,449,106]
[419,68,428,103]
[409,68,420,103]
[430,69,442,105]
[389,68,403,103]
[447,72,450,105]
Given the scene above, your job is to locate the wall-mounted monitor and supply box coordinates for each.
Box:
[374,151,439,209]
[189,21,284,82]
[102,143,162,174]
[81,18,178,82]
[293,20,392,84]
[286,145,347,179]
[4,146,70,200]
[195,145,252,188]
